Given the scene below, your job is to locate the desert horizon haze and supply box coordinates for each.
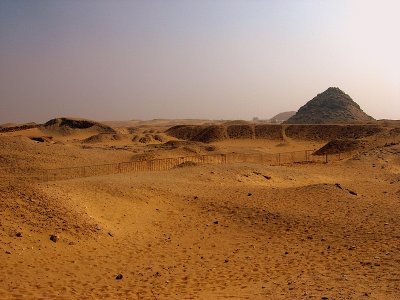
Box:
[1,3,400,297]
[1,0,399,122]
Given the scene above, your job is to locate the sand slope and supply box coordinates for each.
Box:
[0,123,399,299]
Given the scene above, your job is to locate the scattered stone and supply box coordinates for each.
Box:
[15,232,23,238]
[193,196,198,200]
[96,225,102,231]
[5,251,11,254]
[263,175,271,180]
[50,234,59,243]
[247,193,252,196]
[321,297,329,300]
[68,241,76,245]
[348,190,357,196]
[213,221,219,225]
[115,274,123,280]
[108,232,114,237]
[224,259,229,263]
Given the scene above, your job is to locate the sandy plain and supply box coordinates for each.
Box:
[0,120,399,299]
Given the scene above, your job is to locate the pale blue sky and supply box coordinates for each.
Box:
[0,0,399,123]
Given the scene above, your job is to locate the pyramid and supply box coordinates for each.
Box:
[285,87,374,124]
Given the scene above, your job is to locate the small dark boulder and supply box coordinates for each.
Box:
[50,234,60,243]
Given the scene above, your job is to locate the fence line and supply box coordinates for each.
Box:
[0,149,356,183]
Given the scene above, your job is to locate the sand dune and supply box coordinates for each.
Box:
[0,120,400,299]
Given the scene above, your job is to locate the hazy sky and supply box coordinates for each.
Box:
[0,0,399,123]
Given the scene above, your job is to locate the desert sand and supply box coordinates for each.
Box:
[0,119,399,299]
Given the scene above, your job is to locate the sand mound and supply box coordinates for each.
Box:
[160,140,216,153]
[166,123,383,143]
[132,133,168,144]
[162,140,198,149]
[166,123,384,143]
[43,117,116,135]
[127,127,138,134]
[83,133,129,143]
[131,152,157,161]
[0,135,133,175]
[223,120,252,126]
[390,128,400,135]
[0,123,40,133]
[153,134,167,143]
[131,134,152,144]
[166,124,286,143]
[226,124,254,139]
[0,183,97,241]
[314,139,364,155]
[286,124,382,141]
[165,125,205,140]
[191,125,228,143]
[255,124,284,139]
[286,87,374,124]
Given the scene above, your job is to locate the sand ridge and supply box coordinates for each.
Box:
[0,120,400,299]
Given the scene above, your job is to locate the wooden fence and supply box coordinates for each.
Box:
[0,149,357,183]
